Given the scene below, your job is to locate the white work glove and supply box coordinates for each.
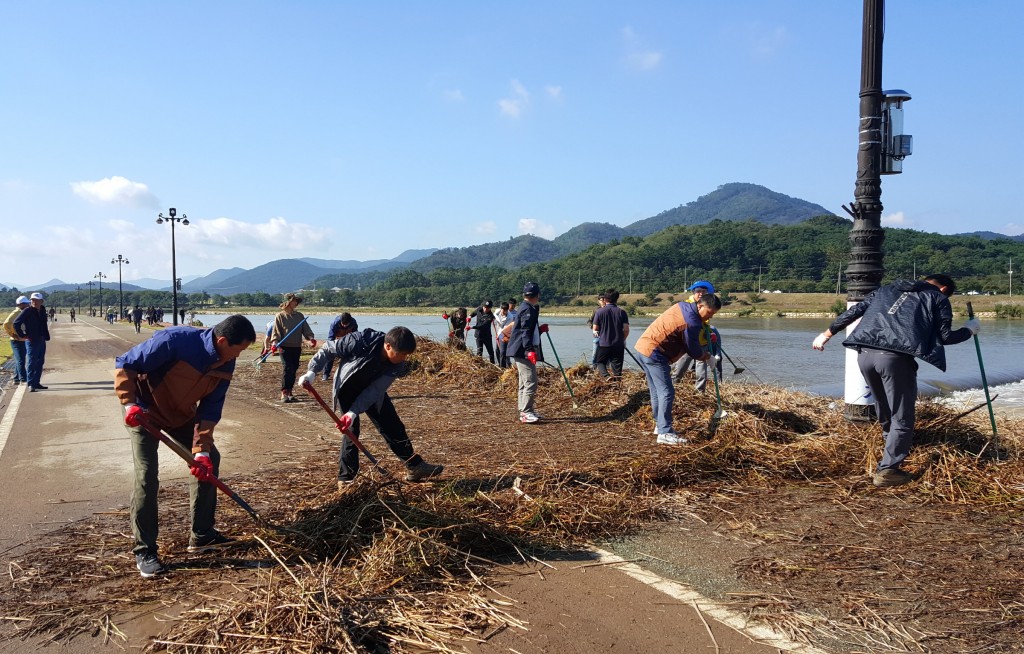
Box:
[812,332,831,351]
[964,318,980,335]
[298,370,316,387]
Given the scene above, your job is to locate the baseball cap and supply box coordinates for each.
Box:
[522,282,540,297]
[687,280,715,294]
[15,295,29,306]
[483,300,493,308]
[30,292,45,301]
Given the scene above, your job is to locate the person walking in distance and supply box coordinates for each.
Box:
[812,274,978,488]
[299,326,444,488]
[132,305,144,333]
[503,282,547,423]
[13,292,51,392]
[270,293,316,403]
[635,293,721,444]
[116,314,257,577]
[3,296,31,386]
[592,289,629,379]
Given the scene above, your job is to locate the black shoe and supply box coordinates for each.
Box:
[406,460,444,482]
[13,380,20,386]
[187,531,236,553]
[31,384,48,390]
[135,552,167,578]
[873,468,913,488]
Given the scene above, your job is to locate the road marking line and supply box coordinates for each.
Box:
[592,548,829,654]
[0,383,27,461]
[75,320,134,343]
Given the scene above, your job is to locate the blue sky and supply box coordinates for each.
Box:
[1,1,1021,288]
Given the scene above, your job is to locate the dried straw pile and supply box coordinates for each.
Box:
[1,338,1021,653]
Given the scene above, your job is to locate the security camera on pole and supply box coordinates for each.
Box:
[156,208,189,326]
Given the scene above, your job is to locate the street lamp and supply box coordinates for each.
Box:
[86,280,95,314]
[94,272,107,315]
[156,208,189,325]
[111,254,129,320]
[76,285,81,314]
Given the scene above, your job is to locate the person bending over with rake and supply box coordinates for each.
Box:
[635,293,721,445]
[116,314,257,578]
[812,274,978,488]
[299,326,443,489]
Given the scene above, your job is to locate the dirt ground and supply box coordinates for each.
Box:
[1,327,1022,653]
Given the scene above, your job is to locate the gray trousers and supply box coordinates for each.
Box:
[512,356,538,413]
[127,420,220,556]
[857,348,918,471]
[672,355,722,391]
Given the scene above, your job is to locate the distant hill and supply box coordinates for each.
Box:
[955,231,1024,242]
[181,268,247,293]
[623,182,833,236]
[403,183,834,273]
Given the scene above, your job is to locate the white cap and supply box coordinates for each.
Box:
[29,292,44,301]
[15,295,29,306]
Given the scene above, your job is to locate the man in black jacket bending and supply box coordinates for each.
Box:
[811,274,979,488]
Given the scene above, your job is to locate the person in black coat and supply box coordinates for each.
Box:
[13,292,51,391]
[812,274,978,488]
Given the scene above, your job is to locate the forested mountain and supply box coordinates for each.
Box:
[623,183,833,236]
[955,231,1024,243]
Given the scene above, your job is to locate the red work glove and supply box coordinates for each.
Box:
[190,453,214,483]
[310,339,317,348]
[465,324,471,332]
[448,331,454,339]
[442,313,449,320]
[124,403,145,427]
[538,323,549,334]
[260,347,269,357]
[710,331,718,344]
[526,351,537,365]
[270,344,279,354]
[337,411,356,433]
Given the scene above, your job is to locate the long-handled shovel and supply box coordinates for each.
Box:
[254,317,309,370]
[301,381,391,477]
[966,302,999,456]
[624,346,646,372]
[718,347,745,375]
[136,415,265,526]
[543,331,579,409]
[705,326,727,435]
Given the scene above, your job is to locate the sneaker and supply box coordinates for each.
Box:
[187,531,236,553]
[872,468,913,488]
[656,433,688,445]
[285,396,298,403]
[337,477,357,490]
[135,552,167,578]
[519,411,540,424]
[406,460,444,482]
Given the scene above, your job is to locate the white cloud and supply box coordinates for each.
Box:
[517,218,556,239]
[70,176,159,208]
[1003,223,1023,235]
[474,220,497,235]
[107,219,134,232]
[443,88,464,102]
[882,211,913,227]
[183,216,331,250]
[622,25,663,72]
[749,25,788,59]
[545,85,563,100]
[498,79,530,118]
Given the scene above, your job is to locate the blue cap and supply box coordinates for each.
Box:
[687,280,715,294]
[523,282,540,297]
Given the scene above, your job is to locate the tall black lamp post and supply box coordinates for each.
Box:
[94,272,107,314]
[111,254,129,320]
[156,208,189,326]
[76,285,81,313]
[86,280,95,314]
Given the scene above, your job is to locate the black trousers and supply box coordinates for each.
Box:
[594,344,625,378]
[337,394,421,480]
[280,346,301,392]
[475,331,495,364]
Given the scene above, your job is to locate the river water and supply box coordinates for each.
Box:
[200,312,1024,417]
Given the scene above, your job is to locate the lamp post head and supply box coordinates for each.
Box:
[156,214,164,224]
[181,215,189,226]
[169,207,176,218]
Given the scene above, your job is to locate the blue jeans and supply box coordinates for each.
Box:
[638,350,675,435]
[26,338,46,387]
[10,340,27,382]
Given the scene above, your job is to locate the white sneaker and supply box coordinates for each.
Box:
[520,411,540,424]
[656,433,688,445]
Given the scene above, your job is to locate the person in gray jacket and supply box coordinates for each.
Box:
[812,274,978,488]
[300,326,443,488]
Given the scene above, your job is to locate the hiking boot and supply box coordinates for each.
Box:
[187,531,236,553]
[519,411,540,424]
[872,468,913,488]
[406,460,444,482]
[656,433,688,446]
[135,552,167,578]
